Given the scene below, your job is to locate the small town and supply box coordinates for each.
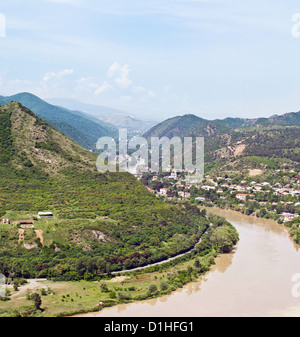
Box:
[139,169,300,226]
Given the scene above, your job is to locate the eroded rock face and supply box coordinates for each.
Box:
[91,230,108,242]
[24,242,38,250]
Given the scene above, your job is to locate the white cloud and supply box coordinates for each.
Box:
[43,69,74,82]
[94,81,112,95]
[107,62,132,88]
[75,77,112,96]
[76,77,98,90]
[133,85,156,98]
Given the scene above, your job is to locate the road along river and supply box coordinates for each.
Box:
[78,208,300,317]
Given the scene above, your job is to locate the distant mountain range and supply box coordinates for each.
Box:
[144,112,300,139]
[0,92,119,150]
[1,92,299,173]
[0,93,156,151]
[46,97,157,133]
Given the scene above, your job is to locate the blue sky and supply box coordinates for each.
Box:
[1,0,300,121]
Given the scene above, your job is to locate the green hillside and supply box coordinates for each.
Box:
[0,102,208,280]
[0,92,118,150]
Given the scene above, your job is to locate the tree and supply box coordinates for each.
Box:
[13,279,19,291]
[187,266,193,276]
[100,283,109,293]
[194,258,200,269]
[209,225,238,253]
[31,292,42,311]
[148,284,158,294]
[160,281,169,291]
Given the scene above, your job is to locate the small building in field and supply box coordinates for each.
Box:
[38,212,53,218]
[18,220,34,225]
[2,219,10,224]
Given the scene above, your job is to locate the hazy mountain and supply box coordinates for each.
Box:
[46,97,157,133]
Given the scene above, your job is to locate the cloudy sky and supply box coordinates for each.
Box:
[1,0,300,121]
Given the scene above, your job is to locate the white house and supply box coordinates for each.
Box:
[159,188,169,195]
[236,194,255,201]
[195,197,205,202]
[38,212,53,218]
[281,213,299,222]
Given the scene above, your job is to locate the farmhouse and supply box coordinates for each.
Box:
[18,220,34,225]
[38,212,53,218]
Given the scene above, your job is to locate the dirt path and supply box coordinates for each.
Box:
[35,229,44,246]
[18,228,24,244]
[8,279,47,299]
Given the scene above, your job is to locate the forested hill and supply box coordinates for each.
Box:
[0,92,118,150]
[0,101,209,280]
[144,111,300,171]
[144,111,300,139]
[0,101,98,177]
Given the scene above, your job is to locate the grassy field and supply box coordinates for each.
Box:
[0,210,119,251]
[0,251,216,317]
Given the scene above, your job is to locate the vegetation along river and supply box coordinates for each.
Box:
[79,207,300,317]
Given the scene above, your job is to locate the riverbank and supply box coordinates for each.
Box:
[78,208,300,317]
[0,249,218,317]
[0,211,238,317]
[204,203,298,243]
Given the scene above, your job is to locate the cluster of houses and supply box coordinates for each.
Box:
[199,176,300,222]
[144,170,300,223]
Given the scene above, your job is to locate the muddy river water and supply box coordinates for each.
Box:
[79,208,300,317]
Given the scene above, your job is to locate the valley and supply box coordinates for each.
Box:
[2,0,300,320]
[0,95,299,317]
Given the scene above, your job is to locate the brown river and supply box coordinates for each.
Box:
[78,208,300,317]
